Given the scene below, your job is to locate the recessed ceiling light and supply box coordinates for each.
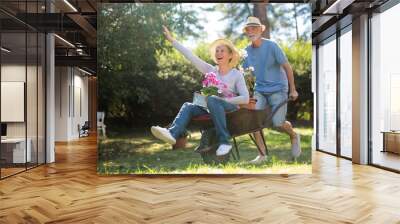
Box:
[323,0,354,15]
[54,34,75,48]
[1,47,11,53]
[63,0,78,12]
[78,67,92,76]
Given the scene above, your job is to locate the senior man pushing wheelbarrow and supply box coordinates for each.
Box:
[241,16,302,164]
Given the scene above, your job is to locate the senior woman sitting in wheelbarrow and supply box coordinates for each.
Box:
[150,26,249,157]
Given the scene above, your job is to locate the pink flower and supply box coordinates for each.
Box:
[203,72,220,88]
[201,72,236,98]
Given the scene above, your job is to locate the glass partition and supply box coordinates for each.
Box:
[1,31,28,177]
[0,1,46,179]
[38,32,45,165]
[371,4,400,171]
[317,36,337,154]
[27,31,38,169]
[339,28,352,158]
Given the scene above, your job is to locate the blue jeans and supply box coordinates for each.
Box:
[168,96,238,145]
[254,91,288,127]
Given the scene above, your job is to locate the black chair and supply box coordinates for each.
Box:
[78,121,90,138]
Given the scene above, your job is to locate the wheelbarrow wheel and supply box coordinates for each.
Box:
[195,128,231,165]
[199,137,231,165]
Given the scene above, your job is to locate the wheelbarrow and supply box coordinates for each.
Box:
[190,100,288,164]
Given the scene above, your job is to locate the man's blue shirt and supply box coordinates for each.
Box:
[243,38,288,93]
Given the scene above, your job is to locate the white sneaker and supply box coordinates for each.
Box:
[216,144,232,156]
[291,133,301,158]
[249,155,267,164]
[151,126,176,145]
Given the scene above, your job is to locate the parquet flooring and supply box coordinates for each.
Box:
[1,136,400,223]
[1,167,26,178]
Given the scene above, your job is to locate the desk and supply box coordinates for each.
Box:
[382,131,400,155]
[1,138,31,163]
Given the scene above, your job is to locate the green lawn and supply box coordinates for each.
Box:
[97,127,312,174]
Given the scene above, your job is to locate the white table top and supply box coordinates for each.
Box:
[1,138,30,143]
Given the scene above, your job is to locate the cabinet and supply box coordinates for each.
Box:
[1,138,32,165]
[382,131,400,154]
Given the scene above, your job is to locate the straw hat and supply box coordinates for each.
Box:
[242,16,266,33]
[209,39,240,68]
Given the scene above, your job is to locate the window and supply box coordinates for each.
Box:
[317,36,337,154]
[370,3,400,171]
[339,28,352,158]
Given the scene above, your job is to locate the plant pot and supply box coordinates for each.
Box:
[240,97,257,110]
[172,136,188,150]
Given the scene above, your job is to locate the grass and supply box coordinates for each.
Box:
[97,127,312,174]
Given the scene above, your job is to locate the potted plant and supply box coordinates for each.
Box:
[239,50,257,110]
[193,72,230,108]
[238,67,257,109]
[172,130,190,150]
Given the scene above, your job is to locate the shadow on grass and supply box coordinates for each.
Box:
[97,127,312,174]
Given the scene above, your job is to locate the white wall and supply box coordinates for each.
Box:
[1,65,26,138]
[55,67,89,141]
[1,63,46,164]
[55,66,69,141]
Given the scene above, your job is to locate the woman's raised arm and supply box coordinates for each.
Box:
[163,26,214,74]
[163,25,175,43]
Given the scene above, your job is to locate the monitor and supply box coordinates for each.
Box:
[1,123,7,137]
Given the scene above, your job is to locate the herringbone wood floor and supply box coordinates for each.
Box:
[1,136,400,223]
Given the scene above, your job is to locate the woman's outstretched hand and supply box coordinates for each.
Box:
[163,25,175,43]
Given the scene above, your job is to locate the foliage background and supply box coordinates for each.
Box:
[98,3,312,130]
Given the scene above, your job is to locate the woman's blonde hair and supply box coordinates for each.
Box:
[209,39,240,69]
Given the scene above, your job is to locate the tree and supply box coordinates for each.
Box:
[294,3,312,41]
[205,3,271,40]
[208,3,311,42]
[293,3,300,40]
[98,3,202,126]
[267,3,311,41]
[253,2,270,38]
[281,40,313,122]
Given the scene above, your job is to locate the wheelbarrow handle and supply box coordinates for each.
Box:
[270,99,289,117]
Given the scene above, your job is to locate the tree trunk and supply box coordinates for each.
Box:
[253,2,270,39]
[293,3,299,40]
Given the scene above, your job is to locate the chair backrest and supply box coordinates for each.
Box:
[97,112,105,126]
[82,121,90,129]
